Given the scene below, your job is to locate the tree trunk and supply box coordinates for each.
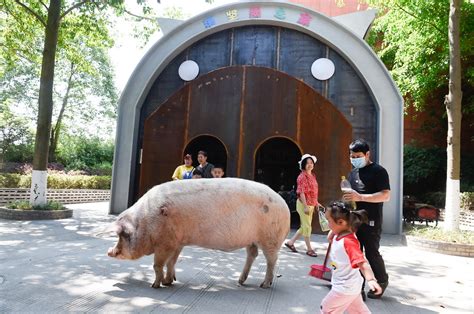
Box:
[30,0,61,206]
[444,0,462,231]
[49,62,75,162]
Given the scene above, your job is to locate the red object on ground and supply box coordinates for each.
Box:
[309,264,331,280]
[418,206,438,220]
[309,239,332,281]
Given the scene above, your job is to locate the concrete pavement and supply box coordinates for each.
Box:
[0,202,473,313]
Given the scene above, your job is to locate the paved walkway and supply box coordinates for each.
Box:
[0,202,473,313]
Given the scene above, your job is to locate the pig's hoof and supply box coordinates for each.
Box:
[151,281,161,289]
[239,273,248,286]
[260,281,272,289]
[162,278,174,286]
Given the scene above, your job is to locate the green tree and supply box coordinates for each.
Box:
[1,0,134,206]
[366,0,473,110]
[366,0,472,230]
[444,0,463,231]
[0,103,35,164]
[1,0,216,205]
[2,1,118,159]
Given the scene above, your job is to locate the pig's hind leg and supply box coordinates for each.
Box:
[238,244,258,285]
[260,246,279,288]
[162,247,182,286]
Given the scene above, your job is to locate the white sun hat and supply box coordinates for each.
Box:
[298,154,317,169]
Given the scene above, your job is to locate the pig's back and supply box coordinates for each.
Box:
[152,178,290,251]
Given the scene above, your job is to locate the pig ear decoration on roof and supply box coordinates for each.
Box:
[298,154,317,169]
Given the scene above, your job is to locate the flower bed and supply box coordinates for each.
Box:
[0,207,73,220]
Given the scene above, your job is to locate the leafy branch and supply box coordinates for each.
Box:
[60,0,90,21]
[123,8,157,22]
[13,0,46,26]
[393,3,445,35]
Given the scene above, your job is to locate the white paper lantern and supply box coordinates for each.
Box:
[178,60,199,81]
[311,58,335,81]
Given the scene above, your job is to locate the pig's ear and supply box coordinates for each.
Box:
[159,206,168,216]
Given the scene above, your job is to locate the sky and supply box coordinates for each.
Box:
[110,0,235,92]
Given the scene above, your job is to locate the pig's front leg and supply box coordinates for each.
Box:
[162,247,182,286]
[152,250,171,288]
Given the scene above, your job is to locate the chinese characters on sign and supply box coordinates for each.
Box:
[274,7,286,20]
[249,6,261,18]
[297,12,312,27]
[203,16,216,28]
[202,7,313,29]
[226,9,238,21]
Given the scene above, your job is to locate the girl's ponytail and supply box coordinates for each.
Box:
[349,210,368,231]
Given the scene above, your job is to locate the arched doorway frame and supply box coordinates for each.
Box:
[253,135,303,179]
[183,133,229,170]
[253,136,302,190]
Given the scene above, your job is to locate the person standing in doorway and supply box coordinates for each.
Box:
[342,139,390,299]
[284,154,319,257]
[197,150,214,178]
[211,165,225,178]
[171,154,195,180]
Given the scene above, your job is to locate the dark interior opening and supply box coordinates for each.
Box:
[254,137,301,228]
[184,135,228,173]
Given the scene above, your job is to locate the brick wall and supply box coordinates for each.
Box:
[0,188,110,206]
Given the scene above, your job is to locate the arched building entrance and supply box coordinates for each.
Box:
[184,135,227,170]
[254,137,301,192]
[112,1,403,234]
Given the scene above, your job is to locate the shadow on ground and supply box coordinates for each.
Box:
[0,202,472,313]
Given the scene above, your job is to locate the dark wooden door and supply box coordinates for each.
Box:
[139,66,352,212]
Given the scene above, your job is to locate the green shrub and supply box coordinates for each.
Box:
[404,146,474,196]
[461,192,474,211]
[461,154,474,192]
[7,200,65,211]
[89,162,113,176]
[0,173,22,187]
[0,173,111,189]
[404,224,474,245]
[57,135,114,171]
[7,200,31,210]
[420,191,474,211]
[404,145,446,195]
[420,192,446,208]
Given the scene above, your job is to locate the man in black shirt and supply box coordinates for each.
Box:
[196,150,214,178]
[343,139,390,299]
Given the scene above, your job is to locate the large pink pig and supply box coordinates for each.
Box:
[107,178,290,288]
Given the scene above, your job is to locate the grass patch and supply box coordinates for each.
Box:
[404,223,474,245]
[7,200,65,211]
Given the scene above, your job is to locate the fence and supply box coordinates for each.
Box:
[439,209,474,231]
[0,188,110,206]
